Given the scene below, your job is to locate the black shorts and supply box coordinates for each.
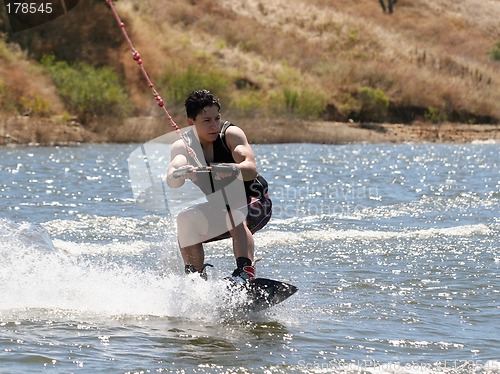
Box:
[203,194,272,243]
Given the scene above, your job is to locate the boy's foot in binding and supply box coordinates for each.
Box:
[231,257,256,283]
[185,263,213,280]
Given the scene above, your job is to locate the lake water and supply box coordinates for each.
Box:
[0,142,499,373]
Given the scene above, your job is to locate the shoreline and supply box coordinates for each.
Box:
[0,116,498,147]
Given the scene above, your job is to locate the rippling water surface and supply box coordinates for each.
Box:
[1,142,498,373]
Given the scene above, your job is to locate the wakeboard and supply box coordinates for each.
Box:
[224,277,298,312]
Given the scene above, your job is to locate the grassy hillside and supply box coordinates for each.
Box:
[1,0,499,129]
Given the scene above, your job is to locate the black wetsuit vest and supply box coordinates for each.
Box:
[187,121,269,201]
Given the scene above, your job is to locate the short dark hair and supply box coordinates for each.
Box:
[185,89,221,120]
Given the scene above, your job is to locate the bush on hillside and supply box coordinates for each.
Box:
[158,64,327,120]
[490,42,500,61]
[41,55,130,123]
[0,80,13,112]
[231,91,262,117]
[269,87,326,120]
[357,87,389,122]
[0,89,49,116]
[158,65,230,107]
[425,106,447,124]
[0,74,52,117]
[19,95,52,117]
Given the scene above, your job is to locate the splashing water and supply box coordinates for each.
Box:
[0,219,257,323]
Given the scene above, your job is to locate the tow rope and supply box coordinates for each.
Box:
[105,0,203,167]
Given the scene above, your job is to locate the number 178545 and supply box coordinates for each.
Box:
[6,2,54,14]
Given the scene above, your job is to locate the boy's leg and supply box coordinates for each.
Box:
[181,243,205,273]
[229,222,256,281]
[177,205,208,274]
[230,221,254,263]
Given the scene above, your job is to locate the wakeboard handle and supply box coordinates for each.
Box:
[172,164,239,179]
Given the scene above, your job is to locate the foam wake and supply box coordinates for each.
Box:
[0,219,255,322]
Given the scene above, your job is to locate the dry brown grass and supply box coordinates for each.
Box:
[109,0,500,121]
[0,39,63,116]
[0,0,499,132]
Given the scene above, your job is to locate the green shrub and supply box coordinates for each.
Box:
[490,41,500,61]
[425,106,447,124]
[296,88,327,119]
[348,29,359,45]
[19,95,52,116]
[0,39,11,62]
[158,65,230,106]
[339,92,360,118]
[269,87,326,119]
[41,55,130,122]
[0,79,16,113]
[159,64,326,120]
[357,86,389,122]
[231,91,262,117]
[283,88,300,113]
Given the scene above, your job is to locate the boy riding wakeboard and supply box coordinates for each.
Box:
[166,89,272,282]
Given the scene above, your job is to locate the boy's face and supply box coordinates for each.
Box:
[188,105,221,144]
